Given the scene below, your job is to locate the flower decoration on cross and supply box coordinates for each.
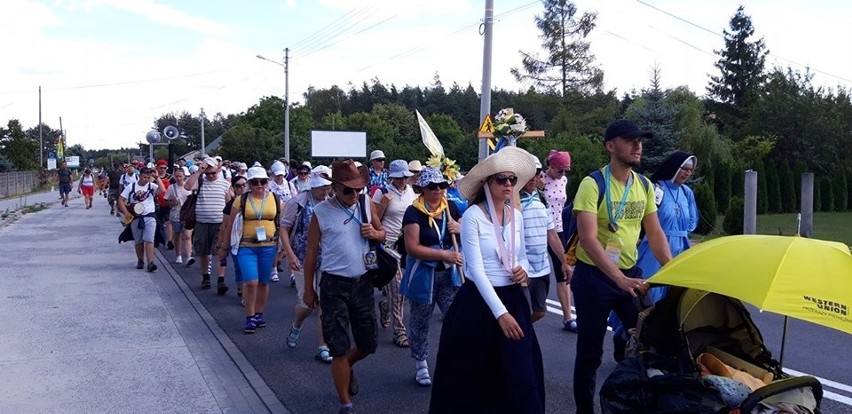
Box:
[493,108,527,151]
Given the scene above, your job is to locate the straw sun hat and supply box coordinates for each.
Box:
[457,147,537,201]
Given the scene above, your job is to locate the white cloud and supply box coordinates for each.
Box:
[100,0,232,38]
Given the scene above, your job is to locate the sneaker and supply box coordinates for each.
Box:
[217,280,229,296]
[338,406,355,414]
[136,260,144,270]
[244,318,257,334]
[166,241,174,250]
[271,273,280,282]
[252,313,267,328]
[289,275,296,287]
[185,257,195,267]
[563,318,578,333]
[286,325,301,349]
[236,286,242,297]
[175,256,183,264]
[201,274,211,289]
[276,262,284,272]
[109,208,114,215]
[147,262,157,272]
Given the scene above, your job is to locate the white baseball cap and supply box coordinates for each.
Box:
[246,167,269,181]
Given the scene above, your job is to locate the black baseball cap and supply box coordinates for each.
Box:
[604,119,653,142]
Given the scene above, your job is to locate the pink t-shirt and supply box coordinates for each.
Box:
[541,173,568,232]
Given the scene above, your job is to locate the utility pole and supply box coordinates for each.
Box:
[200,108,206,157]
[59,116,64,162]
[478,0,494,162]
[38,86,43,168]
[284,47,291,163]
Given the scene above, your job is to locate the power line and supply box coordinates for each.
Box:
[302,14,397,58]
[293,7,376,54]
[354,1,539,73]
[632,0,852,85]
[0,70,222,95]
[289,7,365,51]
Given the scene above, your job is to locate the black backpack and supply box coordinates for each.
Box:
[563,169,650,265]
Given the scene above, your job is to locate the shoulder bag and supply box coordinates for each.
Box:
[359,194,398,288]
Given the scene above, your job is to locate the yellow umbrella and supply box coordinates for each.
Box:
[649,235,852,335]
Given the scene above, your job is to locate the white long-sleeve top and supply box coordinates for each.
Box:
[460,204,530,319]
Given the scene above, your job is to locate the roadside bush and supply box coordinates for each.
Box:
[723,196,744,235]
[834,169,848,211]
[820,176,834,212]
[779,162,795,213]
[693,181,717,235]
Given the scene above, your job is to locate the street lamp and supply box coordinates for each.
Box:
[257,48,290,162]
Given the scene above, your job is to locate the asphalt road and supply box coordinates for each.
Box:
[145,225,852,414]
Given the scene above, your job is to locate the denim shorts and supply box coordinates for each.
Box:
[319,272,378,357]
[236,245,277,285]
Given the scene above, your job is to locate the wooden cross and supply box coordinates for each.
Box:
[476,112,545,150]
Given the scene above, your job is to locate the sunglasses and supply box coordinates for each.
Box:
[493,174,518,186]
[373,158,386,162]
[339,186,364,196]
[204,171,218,176]
[424,182,449,191]
[249,179,268,186]
[233,184,245,189]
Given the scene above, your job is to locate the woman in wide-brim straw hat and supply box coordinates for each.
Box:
[429,146,545,414]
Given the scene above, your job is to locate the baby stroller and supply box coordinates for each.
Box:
[600,286,823,413]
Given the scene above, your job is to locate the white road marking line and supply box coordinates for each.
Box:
[822,390,852,406]
[785,368,852,394]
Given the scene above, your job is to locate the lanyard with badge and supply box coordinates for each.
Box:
[248,193,268,242]
[336,196,378,270]
[603,165,633,265]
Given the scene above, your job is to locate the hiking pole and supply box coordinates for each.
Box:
[451,233,464,284]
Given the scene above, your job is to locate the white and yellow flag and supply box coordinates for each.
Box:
[416,109,444,157]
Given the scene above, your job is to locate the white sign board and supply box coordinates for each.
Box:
[311,130,367,158]
[47,158,57,170]
[66,156,80,168]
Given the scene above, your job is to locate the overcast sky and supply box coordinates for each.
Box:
[2,0,850,151]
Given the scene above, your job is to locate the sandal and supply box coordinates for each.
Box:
[562,318,578,333]
[286,325,301,349]
[415,366,432,387]
[393,332,410,348]
[315,346,333,364]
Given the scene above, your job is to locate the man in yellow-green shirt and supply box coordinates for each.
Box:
[570,119,673,414]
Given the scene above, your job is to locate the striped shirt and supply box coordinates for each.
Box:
[195,176,231,224]
[520,191,555,278]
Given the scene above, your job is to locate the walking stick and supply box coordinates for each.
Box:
[451,233,464,284]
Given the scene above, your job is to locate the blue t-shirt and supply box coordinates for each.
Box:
[445,187,468,215]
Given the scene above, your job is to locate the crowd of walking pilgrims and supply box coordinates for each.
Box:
[102,119,699,414]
